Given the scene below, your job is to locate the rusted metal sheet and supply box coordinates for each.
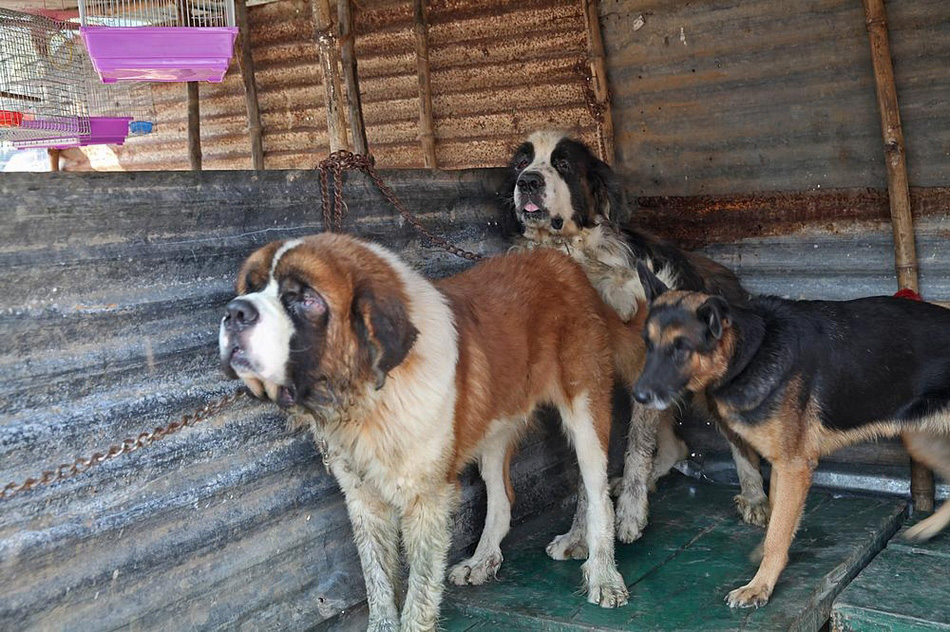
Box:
[599,0,950,196]
[0,167,603,630]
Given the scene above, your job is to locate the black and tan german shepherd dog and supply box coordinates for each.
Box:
[633,263,950,609]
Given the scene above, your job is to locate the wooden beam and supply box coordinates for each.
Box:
[580,0,615,164]
[337,0,368,156]
[412,0,437,168]
[187,82,202,171]
[863,0,933,512]
[47,148,60,172]
[312,0,348,152]
[235,0,264,169]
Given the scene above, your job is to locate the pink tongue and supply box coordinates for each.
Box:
[524,202,540,212]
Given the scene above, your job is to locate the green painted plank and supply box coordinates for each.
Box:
[832,516,950,632]
[444,475,906,631]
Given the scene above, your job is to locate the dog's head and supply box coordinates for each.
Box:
[218,234,418,416]
[632,263,734,409]
[505,131,626,238]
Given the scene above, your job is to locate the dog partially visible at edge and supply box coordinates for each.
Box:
[219,233,653,630]
[497,131,770,554]
[634,263,950,608]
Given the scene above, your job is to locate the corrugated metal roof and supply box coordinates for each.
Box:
[71,0,601,171]
[600,0,950,195]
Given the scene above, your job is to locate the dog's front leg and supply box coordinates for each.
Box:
[331,460,401,631]
[615,404,662,543]
[726,459,812,608]
[399,484,457,632]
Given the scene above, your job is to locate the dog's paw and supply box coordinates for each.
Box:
[904,513,950,542]
[725,581,772,609]
[367,617,399,632]
[448,551,503,585]
[583,563,629,608]
[735,493,771,528]
[615,488,648,544]
[546,531,588,560]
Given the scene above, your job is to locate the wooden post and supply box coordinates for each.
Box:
[412,0,437,168]
[581,0,615,164]
[187,82,202,171]
[236,0,265,169]
[312,0,348,152]
[863,0,933,512]
[337,0,368,156]
[47,148,60,172]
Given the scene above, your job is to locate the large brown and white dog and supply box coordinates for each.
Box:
[501,131,770,548]
[219,233,648,630]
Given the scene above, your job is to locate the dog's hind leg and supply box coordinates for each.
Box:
[559,393,628,608]
[331,459,401,632]
[726,459,812,608]
[400,483,458,632]
[546,482,589,560]
[449,434,518,585]
[615,404,661,543]
[903,430,950,541]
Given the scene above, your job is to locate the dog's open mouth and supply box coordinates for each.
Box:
[521,201,547,219]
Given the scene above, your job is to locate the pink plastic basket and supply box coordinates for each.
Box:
[15,116,131,149]
[80,26,238,83]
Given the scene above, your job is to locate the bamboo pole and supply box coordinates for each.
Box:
[412,0,437,169]
[580,0,615,164]
[236,0,265,169]
[338,0,368,156]
[863,0,933,512]
[187,82,202,171]
[312,0,348,152]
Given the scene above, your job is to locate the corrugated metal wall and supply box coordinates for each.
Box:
[0,168,610,630]
[599,0,950,195]
[79,0,601,171]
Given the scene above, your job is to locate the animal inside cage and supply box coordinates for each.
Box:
[78,0,238,83]
[0,9,91,145]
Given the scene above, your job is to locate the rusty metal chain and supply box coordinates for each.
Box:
[315,150,484,262]
[1,389,246,501]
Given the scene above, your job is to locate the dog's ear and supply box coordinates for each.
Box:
[589,156,629,228]
[352,283,419,390]
[637,261,669,303]
[697,296,730,341]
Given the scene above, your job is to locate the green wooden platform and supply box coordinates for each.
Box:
[442,474,906,631]
[832,517,950,631]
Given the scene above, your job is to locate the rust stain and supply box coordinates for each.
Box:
[636,188,950,249]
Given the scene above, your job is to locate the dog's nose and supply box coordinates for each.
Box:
[517,171,544,193]
[224,298,259,331]
[632,389,653,405]
[551,217,564,230]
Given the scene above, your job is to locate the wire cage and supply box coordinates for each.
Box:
[78,0,238,83]
[0,9,91,145]
[9,36,156,150]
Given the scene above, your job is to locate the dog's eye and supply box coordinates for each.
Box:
[515,158,529,170]
[671,339,692,361]
[554,158,571,173]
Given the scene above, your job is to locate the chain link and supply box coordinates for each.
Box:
[1,390,246,501]
[315,150,484,262]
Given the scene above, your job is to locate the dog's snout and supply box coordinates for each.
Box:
[224,298,259,331]
[517,171,544,193]
[632,389,653,405]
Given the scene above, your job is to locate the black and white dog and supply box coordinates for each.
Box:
[501,131,770,546]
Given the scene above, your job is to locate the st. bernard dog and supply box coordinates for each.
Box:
[502,131,771,543]
[219,233,649,630]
